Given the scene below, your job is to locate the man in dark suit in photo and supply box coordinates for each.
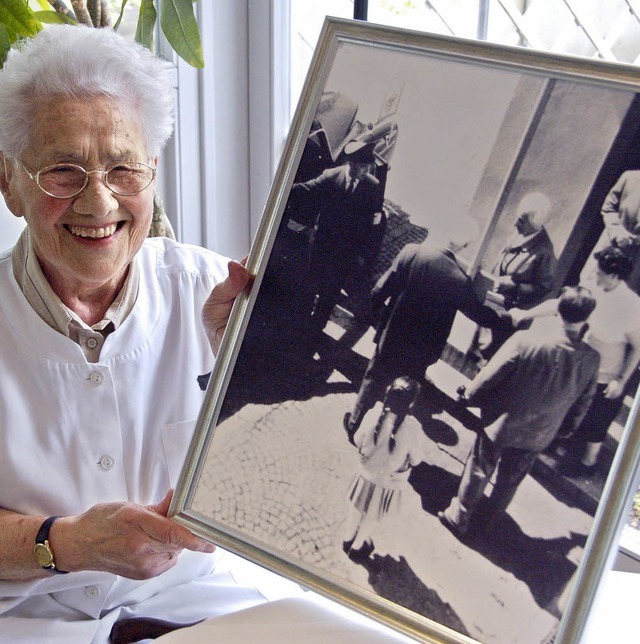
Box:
[344,221,504,438]
[291,140,384,341]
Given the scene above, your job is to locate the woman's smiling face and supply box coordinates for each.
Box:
[4,95,155,298]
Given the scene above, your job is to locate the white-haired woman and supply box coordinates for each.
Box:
[0,24,254,643]
[492,192,557,310]
[476,191,558,362]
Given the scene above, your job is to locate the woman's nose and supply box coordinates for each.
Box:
[72,174,119,217]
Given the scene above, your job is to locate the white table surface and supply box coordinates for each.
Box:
[157,551,638,643]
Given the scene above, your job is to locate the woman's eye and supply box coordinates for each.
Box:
[50,165,80,174]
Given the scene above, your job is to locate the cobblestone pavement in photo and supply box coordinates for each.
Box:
[190,352,594,644]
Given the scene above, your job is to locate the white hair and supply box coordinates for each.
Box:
[0,25,174,158]
[516,192,552,229]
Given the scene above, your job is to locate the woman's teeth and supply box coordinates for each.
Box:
[69,224,117,238]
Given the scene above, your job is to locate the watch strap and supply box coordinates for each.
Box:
[34,515,68,574]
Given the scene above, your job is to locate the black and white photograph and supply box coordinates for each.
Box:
[173,19,640,644]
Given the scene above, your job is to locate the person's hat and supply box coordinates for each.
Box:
[343,140,376,164]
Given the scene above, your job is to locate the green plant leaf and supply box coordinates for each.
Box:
[0,23,11,66]
[0,0,42,39]
[160,0,203,68]
[135,0,156,50]
[113,0,128,32]
[34,10,76,25]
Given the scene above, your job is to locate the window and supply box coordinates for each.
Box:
[289,1,640,118]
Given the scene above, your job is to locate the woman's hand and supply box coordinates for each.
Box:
[202,259,252,355]
[495,275,515,292]
[508,308,528,327]
[52,491,215,580]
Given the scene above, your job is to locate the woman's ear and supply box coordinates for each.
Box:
[0,153,10,193]
[0,154,25,218]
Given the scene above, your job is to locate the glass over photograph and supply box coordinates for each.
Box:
[174,19,640,644]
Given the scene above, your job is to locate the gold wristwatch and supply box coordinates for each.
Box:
[34,516,68,574]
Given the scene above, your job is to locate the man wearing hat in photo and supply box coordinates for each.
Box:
[291,140,384,344]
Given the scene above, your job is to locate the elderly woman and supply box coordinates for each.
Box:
[0,25,255,642]
[476,191,557,361]
[492,192,557,309]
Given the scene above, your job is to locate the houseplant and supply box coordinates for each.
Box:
[0,0,203,67]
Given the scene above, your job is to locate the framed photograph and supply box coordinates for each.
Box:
[172,17,640,644]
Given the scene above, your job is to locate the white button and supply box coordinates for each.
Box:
[87,338,98,349]
[89,372,103,385]
[98,455,115,470]
[84,585,100,598]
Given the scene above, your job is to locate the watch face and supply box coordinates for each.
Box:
[34,542,54,568]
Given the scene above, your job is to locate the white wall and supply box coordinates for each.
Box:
[324,41,520,236]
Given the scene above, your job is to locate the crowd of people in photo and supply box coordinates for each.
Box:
[287,119,640,562]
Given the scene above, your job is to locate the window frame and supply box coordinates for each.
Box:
[161,1,290,259]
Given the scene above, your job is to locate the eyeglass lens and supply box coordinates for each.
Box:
[37,163,154,197]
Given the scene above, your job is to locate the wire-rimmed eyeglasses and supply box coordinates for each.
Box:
[11,158,156,199]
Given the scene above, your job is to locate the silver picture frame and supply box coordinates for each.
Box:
[171,17,640,644]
